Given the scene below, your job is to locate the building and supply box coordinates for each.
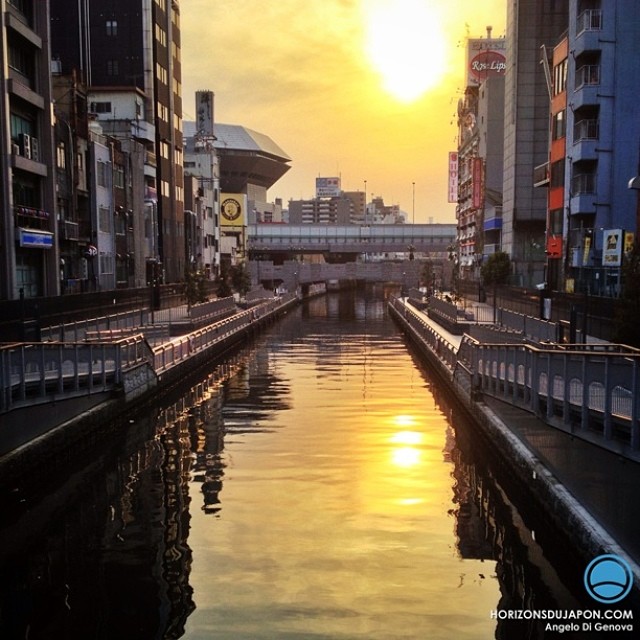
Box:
[1,0,57,299]
[536,1,640,296]
[455,28,506,279]
[50,0,185,283]
[288,197,353,225]
[503,0,568,287]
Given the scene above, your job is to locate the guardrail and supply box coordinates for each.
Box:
[41,308,149,342]
[471,338,640,450]
[0,294,295,414]
[0,335,153,412]
[389,297,458,370]
[391,297,640,457]
[153,295,296,374]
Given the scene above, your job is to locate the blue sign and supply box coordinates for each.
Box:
[18,227,53,249]
[584,554,633,604]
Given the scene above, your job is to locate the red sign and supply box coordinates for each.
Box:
[547,236,563,258]
[469,51,507,84]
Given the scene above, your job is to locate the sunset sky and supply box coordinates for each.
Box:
[181,0,507,223]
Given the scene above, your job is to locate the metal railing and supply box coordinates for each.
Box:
[0,335,152,412]
[472,339,640,450]
[1,295,297,413]
[391,298,640,455]
[153,295,296,374]
[389,297,458,370]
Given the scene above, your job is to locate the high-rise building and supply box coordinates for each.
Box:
[50,0,185,283]
[503,0,568,287]
[1,0,57,299]
[538,0,640,296]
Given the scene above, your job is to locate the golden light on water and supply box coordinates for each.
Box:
[363,0,447,102]
[390,427,423,467]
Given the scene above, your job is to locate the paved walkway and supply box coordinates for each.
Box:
[408,299,640,565]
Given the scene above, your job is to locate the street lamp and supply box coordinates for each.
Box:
[412,181,415,224]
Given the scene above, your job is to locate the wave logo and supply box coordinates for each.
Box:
[584,554,633,604]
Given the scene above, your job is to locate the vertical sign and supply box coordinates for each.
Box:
[448,152,458,203]
[602,229,623,266]
[472,157,484,209]
[195,91,215,136]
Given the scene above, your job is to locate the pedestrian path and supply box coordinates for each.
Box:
[404,297,640,566]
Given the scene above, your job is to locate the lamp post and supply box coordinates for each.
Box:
[412,181,415,224]
[364,179,367,222]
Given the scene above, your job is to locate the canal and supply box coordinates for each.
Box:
[0,289,637,639]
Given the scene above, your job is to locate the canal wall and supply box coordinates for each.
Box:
[388,299,640,589]
[0,295,298,492]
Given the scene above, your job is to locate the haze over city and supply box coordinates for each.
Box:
[181,0,507,222]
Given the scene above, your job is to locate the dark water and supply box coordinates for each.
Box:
[0,289,637,639]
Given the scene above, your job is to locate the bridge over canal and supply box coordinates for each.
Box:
[247,223,456,256]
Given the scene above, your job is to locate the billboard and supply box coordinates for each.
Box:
[220,193,247,227]
[316,177,341,198]
[447,152,458,203]
[467,37,507,87]
[195,90,215,137]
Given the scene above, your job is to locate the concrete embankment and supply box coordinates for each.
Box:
[0,296,298,492]
[388,299,640,591]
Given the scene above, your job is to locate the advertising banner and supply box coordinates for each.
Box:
[316,177,341,198]
[448,152,458,203]
[467,37,507,86]
[602,229,623,266]
[220,193,247,227]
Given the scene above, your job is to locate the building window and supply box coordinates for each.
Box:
[550,159,565,189]
[90,101,112,114]
[155,24,166,46]
[553,58,567,95]
[99,206,111,232]
[56,142,66,169]
[156,63,167,84]
[106,20,118,36]
[552,110,566,140]
[106,60,119,76]
[97,161,110,187]
[161,180,170,197]
[549,208,563,235]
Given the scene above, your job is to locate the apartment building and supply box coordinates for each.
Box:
[1,0,57,299]
[50,0,185,283]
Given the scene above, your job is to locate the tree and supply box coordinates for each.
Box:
[481,252,511,286]
[230,263,252,296]
[184,269,207,307]
[613,242,640,347]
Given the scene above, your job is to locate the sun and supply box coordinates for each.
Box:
[363,0,447,102]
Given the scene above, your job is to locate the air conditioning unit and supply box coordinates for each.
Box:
[18,133,31,159]
[30,138,39,162]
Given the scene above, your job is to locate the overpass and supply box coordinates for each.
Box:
[250,259,425,291]
[247,223,456,256]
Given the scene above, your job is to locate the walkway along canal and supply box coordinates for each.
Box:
[389,295,640,593]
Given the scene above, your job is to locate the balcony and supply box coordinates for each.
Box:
[533,162,550,187]
[577,9,603,33]
[574,118,599,141]
[575,64,600,89]
[61,220,80,241]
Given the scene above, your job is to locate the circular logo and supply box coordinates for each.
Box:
[469,51,506,83]
[221,198,242,222]
[584,554,633,604]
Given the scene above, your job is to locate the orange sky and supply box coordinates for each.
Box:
[181,0,506,223]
